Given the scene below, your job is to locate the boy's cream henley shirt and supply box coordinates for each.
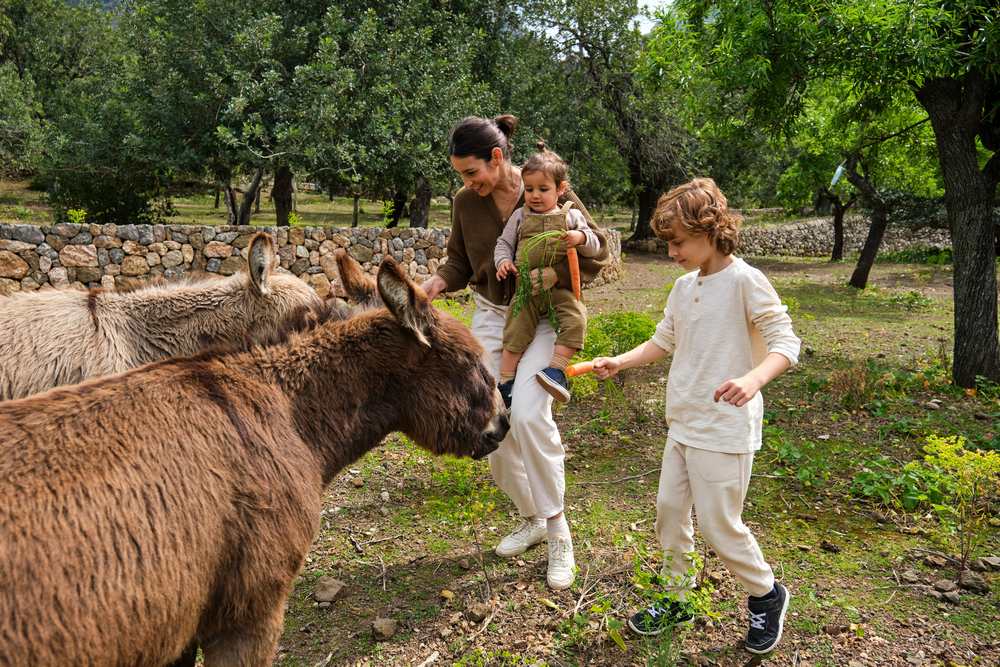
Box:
[650,257,801,453]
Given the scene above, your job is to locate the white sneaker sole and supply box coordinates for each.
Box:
[495,535,546,558]
[547,574,575,590]
[745,586,791,654]
[535,372,570,403]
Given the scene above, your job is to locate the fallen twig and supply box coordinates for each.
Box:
[378,554,387,591]
[580,468,659,485]
[362,533,403,548]
[469,516,494,601]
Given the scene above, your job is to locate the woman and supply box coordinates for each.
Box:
[422,115,611,589]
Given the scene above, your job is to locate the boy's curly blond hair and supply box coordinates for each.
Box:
[650,177,742,255]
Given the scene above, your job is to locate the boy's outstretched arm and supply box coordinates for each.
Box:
[593,340,670,379]
[714,352,792,407]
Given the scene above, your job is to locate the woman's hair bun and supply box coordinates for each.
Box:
[493,114,519,139]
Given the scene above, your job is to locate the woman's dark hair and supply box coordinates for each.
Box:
[448,114,519,161]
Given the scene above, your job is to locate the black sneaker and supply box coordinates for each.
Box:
[498,379,514,410]
[535,367,570,403]
[627,598,694,636]
[745,582,790,654]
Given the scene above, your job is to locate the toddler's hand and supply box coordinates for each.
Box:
[592,356,620,380]
[527,267,558,295]
[562,230,586,248]
[714,374,762,407]
[496,260,518,280]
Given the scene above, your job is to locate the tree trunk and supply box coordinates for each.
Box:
[386,189,408,228]
[629,186,659,242]
[273,165,294,227]
[352,194,360,228]
[237,168,264,226]
[819,187,852,261]
[844,157,887,289]
[831,205,845,261]
[214,187,221,209]
[254,185,261,214]
[847,204,887,289]
[409,176,432,228]
[917,75,1000,387]
[223,186,238,225]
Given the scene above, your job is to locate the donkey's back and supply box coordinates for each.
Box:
[0,233,321,401]
[0,288,114,400]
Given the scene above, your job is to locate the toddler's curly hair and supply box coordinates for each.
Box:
[650,177,741,255]
[521,140,569,185]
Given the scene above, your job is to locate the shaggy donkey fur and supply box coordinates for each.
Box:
[0,233,322,400]
[0,257,507,667]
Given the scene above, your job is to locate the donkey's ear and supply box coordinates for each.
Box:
[377,258,432,347]
[334,249,379,307]
[248,233,277,296]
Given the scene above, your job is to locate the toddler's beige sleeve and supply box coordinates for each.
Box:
[568,209,601,257]
[494,209,521,269]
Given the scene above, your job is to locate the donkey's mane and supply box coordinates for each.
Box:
[193,295,355,359]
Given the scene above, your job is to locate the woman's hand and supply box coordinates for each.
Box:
[562,230,586,248]
[526,267,558,295]
[496,260,518,281]
[592,356,621,380]
[420,274,448,301]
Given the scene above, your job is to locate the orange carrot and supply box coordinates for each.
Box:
[566,246,581,300]
[566,361,594,377]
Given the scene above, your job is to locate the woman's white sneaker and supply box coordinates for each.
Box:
[495,519,547,557]
[546,536,576,590]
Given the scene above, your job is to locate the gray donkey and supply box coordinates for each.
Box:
[0,233,324,400]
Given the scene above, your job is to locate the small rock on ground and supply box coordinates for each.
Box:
[312,577,346,603]
[933,579,958,593]
[958,569,990,593]
[466,602,491,623]
[372,617,397,639]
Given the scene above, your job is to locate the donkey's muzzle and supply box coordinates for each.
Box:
[474,412,509,459]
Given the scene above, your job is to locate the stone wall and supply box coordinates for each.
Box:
[0,222,624,297]
[624,215,952,256]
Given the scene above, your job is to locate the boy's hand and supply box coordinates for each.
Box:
[562,230,586,248]
[714,374,763,407]
[496,260,518,280]
[592,356,621,380]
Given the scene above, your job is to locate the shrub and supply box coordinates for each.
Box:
[922,434,1000,569]
[572,311,657,397]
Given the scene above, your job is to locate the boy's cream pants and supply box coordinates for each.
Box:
[656,437,775,598]
[471,294,565,520]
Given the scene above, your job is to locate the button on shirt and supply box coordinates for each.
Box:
[649,257,801,453]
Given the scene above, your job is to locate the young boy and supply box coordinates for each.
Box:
[592,178,800,654]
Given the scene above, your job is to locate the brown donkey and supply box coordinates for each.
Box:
[0,233,323,400]
[0,258,508,667]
